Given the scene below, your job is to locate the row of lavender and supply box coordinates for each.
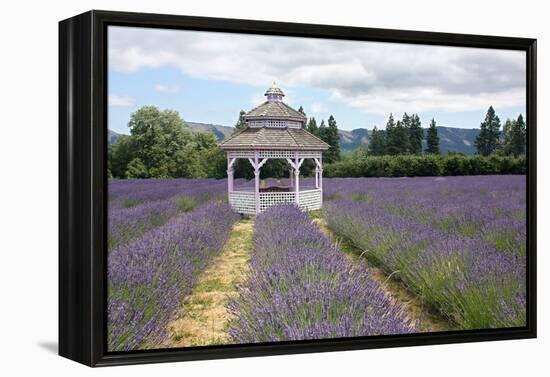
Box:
[227,206,416,342]
[108,179,228,250]
[107,180,239,351]
[323,176,526,329]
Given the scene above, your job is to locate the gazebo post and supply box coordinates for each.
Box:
[254,152,260,214]
[289,167,294,189]
[315,161,319,189]
[294,154,300,206]
[319,156,323,206]
[227,156,235,192]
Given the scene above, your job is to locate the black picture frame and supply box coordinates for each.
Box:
[59,9,537,367]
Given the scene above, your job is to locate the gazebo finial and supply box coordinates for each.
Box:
[265,82,285,102]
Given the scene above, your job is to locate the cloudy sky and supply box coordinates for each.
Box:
[108,26,526,134]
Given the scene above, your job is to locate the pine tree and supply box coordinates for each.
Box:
[385,113,399,155]
[510,114,526,157]
[475,106,501,156]
[317,119,327,140]
[233,110,247,134]
[324,115,341,163]
[425,118,440,154]
[395,120,409,154]
[500,118,514,155]
[401,113,410,153]
[307,117,318,136]
[368,126,386,155]
[408,114,423,154]
[298,105,307,128]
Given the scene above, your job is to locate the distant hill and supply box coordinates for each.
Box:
[339,126,479,155]
[186,122,234,141]
[429,126,479,155]
[109,121,480,155]
[108,129,122,144]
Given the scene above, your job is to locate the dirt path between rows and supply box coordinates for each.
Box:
[312,217,451,333]
[162,218,254,347]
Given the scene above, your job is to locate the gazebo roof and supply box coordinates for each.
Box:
[219,127,330,151]
[244,101,306,121]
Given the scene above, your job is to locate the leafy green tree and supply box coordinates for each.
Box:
[188,131,227,178]
[109,105,231,179]
[425,118,440,154]
[109,135,135,178]
[127,106,192,177]
[475,106,501,156]
[368,126,386,155]
[126,158,148,178]
[408,114,423,154]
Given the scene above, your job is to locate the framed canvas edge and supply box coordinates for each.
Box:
[58,9,537,367]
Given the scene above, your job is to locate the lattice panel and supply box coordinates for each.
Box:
[227,150,322,159]
[230,189,322,214]
[229,191,256,215]
[247,120,302,129]
[259,192,296,212]
[296,151,323,158]
[298,189,322,211]
[258,150,295,158]
[227,151,255,159]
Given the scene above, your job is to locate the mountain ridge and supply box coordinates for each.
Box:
[109,121,480,155]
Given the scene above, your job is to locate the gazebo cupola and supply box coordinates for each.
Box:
[220,83,329,215]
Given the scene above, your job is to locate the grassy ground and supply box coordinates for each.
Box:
[162,218,254,347]
[310,211,450,332]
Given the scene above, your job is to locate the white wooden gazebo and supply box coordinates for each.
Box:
[220,83,329,215]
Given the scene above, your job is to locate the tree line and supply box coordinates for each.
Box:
[367,113,440,156]
[475,106,526,157]
[325,154,526,178]
[365,106,525,158]
[108,106,226,179]
[109,104,526,180]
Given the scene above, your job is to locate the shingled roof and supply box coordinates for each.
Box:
[245,101,306,121]
[219,127,330,151]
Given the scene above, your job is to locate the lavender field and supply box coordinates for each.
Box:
[107,179,238,351]
[323,175,526,329]
[107,175,526,350]
[227,205,416,342]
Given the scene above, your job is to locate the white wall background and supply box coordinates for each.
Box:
[0,0,546,375]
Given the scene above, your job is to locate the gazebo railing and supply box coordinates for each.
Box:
[228,191,256,215]
[297,189,323,211]
[228,188,322,215]
[259,191,296,212]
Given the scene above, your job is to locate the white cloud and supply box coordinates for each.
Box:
[109,26,526,113]
[154,84,179,94]
[310,102,328,114]
[109,94,135,107]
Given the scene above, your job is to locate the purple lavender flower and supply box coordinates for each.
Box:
[323,175,526,329]
[227,205,416,343]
